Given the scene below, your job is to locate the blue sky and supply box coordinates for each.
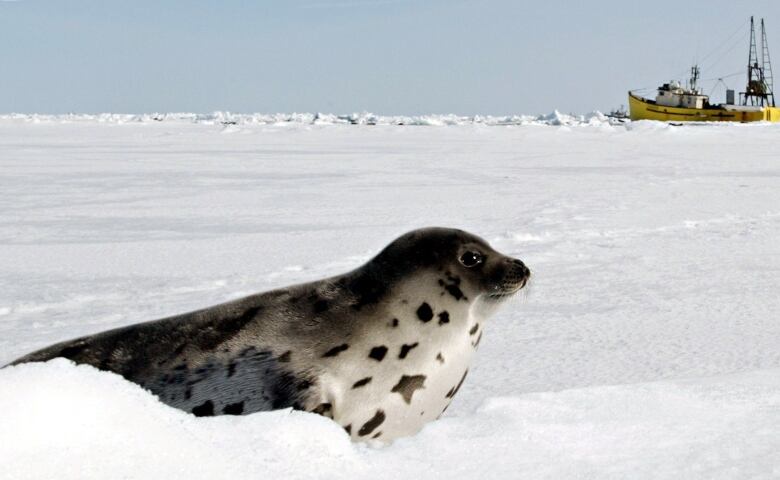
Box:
[1,0,778,114]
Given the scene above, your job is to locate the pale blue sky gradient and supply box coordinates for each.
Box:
[1,0,778,114]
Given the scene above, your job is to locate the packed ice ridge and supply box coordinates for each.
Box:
[0,110,613,126]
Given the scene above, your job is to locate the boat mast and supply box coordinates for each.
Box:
[742,16,775,106]
[761,18,775,106]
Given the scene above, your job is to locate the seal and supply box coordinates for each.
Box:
[10,227,530,442]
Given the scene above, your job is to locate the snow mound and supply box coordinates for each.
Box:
[0,111,619,127]
[2,360,779,480]
[0,360,357,480]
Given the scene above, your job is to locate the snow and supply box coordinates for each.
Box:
[3,360,779,479]
[1,116,779,478]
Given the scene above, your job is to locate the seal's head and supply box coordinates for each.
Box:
[330,228,530,441]
[367,227,530,305]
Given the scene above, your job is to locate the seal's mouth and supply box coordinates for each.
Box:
[486,259,530,300]
[486,280,528,300]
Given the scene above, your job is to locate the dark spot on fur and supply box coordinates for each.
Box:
[358,410,386,436]
[198,306,264,352]
[174,364,187,371]
[398,343,419,359]
[436,352,445,364]
[446,370,469,399]
[469,323,479,335]
[312,403,332,416]
[369,346,388,361]
[270,370,305,409]
[223,401,244,415]
[391,318,399,327]
[445,285,464,301]
[58,342,88,359]
[438,311,450,325]
[192,400,214,417]
[225,348,312,412]
[171,372,188,385]
[322,344,349,357]
[344,424,352,435]
[352,377,372,388]
[343,275,387,310]
[313,299,329,313]
[473,331,483,348]
[416,303,433,322]
[184,388,192,400]
[372,431,382,439]
[391,374,426,404]
[278,351,292,363]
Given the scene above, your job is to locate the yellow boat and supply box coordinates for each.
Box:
[629,17,779,123]
[628,91,780,123]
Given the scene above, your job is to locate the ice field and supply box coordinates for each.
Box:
[0,115,779,479]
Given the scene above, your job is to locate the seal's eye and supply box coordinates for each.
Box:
[459,251,483,268]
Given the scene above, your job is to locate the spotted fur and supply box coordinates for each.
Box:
[391,375,427,404]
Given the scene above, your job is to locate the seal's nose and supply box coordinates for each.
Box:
[510,258,531,278]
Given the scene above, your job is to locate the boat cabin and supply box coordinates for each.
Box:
[655,81,709,109]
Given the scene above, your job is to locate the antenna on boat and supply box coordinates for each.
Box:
[689,65,701,93]
[741,16,775,106]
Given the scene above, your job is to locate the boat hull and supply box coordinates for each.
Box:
[628,92,780,122]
